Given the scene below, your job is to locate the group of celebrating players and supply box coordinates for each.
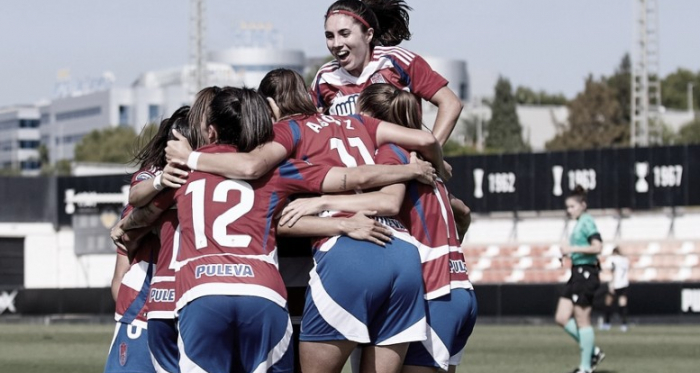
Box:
[106,1,477,373]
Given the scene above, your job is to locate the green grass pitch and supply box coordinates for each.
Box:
[1,323,698,372]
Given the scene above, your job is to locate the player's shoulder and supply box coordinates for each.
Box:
[313,60,342,86]
[132,166,158,183]
[373,46,419,65]
[318,59,341,73]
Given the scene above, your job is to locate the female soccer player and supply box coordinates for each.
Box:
[312,0,463,145]
[554,186,605,373]
[111,103,208,373]
[602,246,630,332]
[279,84,477,373]
[142,107,193,373]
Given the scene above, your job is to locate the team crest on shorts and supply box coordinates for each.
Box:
[119,342,128,366]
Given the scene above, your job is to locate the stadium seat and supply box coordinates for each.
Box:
[672,213,700,240]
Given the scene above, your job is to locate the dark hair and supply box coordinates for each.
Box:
[208,87,274,151]
[132,106,191,170]
[325,0,412,47]
[258,69,317,118]
[189,86,221,150]
[168,107,194,145]
[568,185,588,204]
[357,83,422,130]
[612,246,621,255]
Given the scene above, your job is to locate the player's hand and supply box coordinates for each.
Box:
[560,245,571,256]
[410,152,436,186]
[165,130,193,165]
[440,160,453,181]
[279,197,325,227]
[162,163,189,188]
[339,211,393,246]
[110,218,127,253]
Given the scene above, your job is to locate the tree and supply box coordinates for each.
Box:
[546,75,628,151]
[675,119,700,145]
[74,126,139,164]
[662,68,700,111]
[605,54,632,124]
[485,77,528,152]
[442,139,479,157]
[515,86,568,106]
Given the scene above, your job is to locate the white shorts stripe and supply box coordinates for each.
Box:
[252,317,293,373]
[178,333,207,373]
[308,265,371,343]
[421,323,451,371]
[376,316,426,346]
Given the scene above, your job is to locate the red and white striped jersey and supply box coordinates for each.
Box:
[147,201,178,320]
[375,144,473,300]
[172,144,332,312]
[114,168,159,326]
[273,113,386,246]
[311,46,448,116]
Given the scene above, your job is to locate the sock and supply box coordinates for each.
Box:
[621,306,628,325]
[578,326,595,371]
[563,318,580,342]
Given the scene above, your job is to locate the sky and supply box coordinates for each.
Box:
[1,0,699,108]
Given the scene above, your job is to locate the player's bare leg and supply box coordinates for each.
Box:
[555,297,574,327]
[300,340,357,373]
[360,343,409,373]
[573,304,592,328]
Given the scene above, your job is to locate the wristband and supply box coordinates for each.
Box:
[187,151,201,171]
[152,172,164,191]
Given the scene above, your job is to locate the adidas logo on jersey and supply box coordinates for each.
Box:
[195,263,254,279]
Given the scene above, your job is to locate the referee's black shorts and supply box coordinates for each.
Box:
[561,265,600,307]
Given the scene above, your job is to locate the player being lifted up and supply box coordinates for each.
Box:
[312,0,463,146]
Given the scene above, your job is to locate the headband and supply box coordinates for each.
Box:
[326,9,371,29]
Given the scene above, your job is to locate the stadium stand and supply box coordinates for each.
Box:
[462,210,700,284]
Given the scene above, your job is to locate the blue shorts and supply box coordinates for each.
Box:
[300,234,426,345]
[104,321,155,373]
[404,289,478,370]
[178,295,293,373]
[147,319,179,373]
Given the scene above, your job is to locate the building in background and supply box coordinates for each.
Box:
[210,47,306,88]
[0,105,41,175]
[40,63,241,165]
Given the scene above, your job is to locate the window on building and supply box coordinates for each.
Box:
[19,119,40,128]
[459,83,469,101]
[20,160,41,170]
[55,107,101,121]
[0,119,18,131]
[19,140,40,149]
[40,113,51,126]
[148,105,160,122]
[119,105,130,126]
